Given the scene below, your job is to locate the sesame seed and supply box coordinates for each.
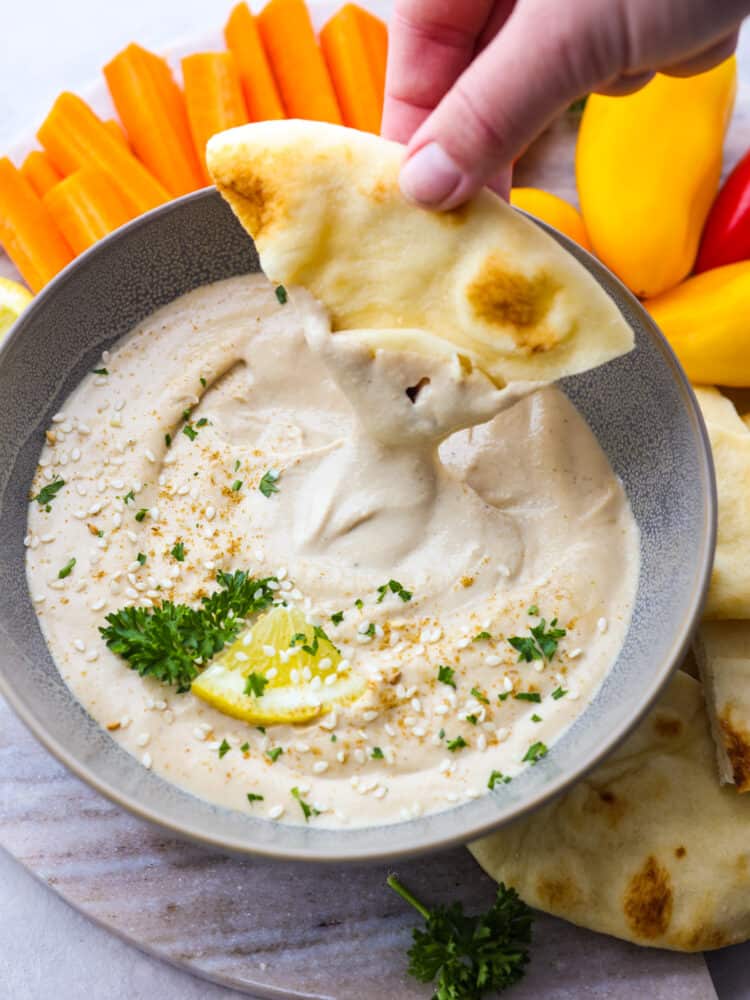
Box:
[262,644,276,657]
[144,449,156,463]
[567,648,583,660]
[439,758,452,774]
[456,637,471,650]
[125,587,138,599]
[40,533,56,544]
[268,804,285,819]
[71,448,81,462]
[412,727,426,737]
[73,638,86,652]
[496,727,510,742]
[353,748,366,764]
[324,674,337,687]
[33,594,45,604]
[89,598,106,612]
[498,564,511,577]
[136,732,150,747]
[266,667,278,680]
[319,712,337,730]
[193,728,208,741]
[313,761,329,774]
[503,675,514,692]
[310,675,321,690]
[78,423,91,436]
[597,617,608,634]
[363,710,379,722]
[76,484,87,496]
[295,742,310,753]
[477,733,487,751]
[485,654,502,667]
[336,750,347,764]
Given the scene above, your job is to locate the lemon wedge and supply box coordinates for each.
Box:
[192,605,366,724]
[0,277,32,339]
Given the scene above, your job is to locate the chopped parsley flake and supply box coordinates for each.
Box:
[291,786,319,821]
[498,692,510,702]
[58,557,76,579]
[32,477,65,509]
[136,553,147,566]
[473,631,492,642]
[331,734,337,742]
[247,792,264,804]
[437,665,456,688]
[551,687,568,700]
[470,687,488,704]
[508,617,566,663]
[134,508,148,522]
[165,433,172,446]
[376,579,412,603]
[200,376,207,388]
[371,746,384,759]
[289,632,307,647]
[446,735,467,752]
[196,417,209,428]
[171,541,185,562]
[183,424,198,442]
[488,770,511,790]
[522,741,548,765]
[240,742,250,753]
[514,691,541,703]
[218,738,231,758]
[245,672,269,697]
[259,469,280,497]
[531,714,542,723]
[123,489,135,504]
[266,747,283,763]
[364,622,376,638]
[527,605,539,616]
[438,728,445,740]
[275,284,288,305]
[182,408,192,422]
[234,459,241,472]
[466,714,479,725]
[231,479,243,491]
[256,726,266,734]
[92,367,109,375]
[331,611,344,625]
[355,598,364,610]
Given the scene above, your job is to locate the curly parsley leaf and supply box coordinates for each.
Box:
[291,786,319,821]
[266,747,283,763]
[99,570,276,693]
[259,469,280,497]
[31,477,65,509]
[508,616,566,663]
[522,741,548,765]
[387,876,532,999]
[446,735,467,752]
[58,557,76,579]
[245,672,268,697]
[437,665,456,688]
[275,284,288,305]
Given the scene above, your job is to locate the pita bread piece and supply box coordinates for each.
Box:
[694,386,750,619]
[207,120,633,385]
[694,621,750,792]
[470,672,750,951]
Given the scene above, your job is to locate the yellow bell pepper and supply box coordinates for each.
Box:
[646,261,750,386]
[576,59,736,300]
[510,187,591,251]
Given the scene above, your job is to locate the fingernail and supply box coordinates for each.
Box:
[399,142,463,207]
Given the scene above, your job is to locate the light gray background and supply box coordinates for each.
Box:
[1,2,749,998]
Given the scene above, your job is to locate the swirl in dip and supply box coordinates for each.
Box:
[26,274,638,828]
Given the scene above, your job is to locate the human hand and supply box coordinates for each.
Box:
[383,0,749,209]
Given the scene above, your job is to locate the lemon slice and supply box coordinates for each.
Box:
[192,606,366,724]
[0,277,32,339]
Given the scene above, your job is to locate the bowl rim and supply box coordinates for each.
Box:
[0,188,717,863]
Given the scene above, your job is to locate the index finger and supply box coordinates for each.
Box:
[382,0,496,143]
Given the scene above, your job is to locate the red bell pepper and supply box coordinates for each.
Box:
[696,146,750,273]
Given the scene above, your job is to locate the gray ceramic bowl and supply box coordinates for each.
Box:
[0,189,715,862]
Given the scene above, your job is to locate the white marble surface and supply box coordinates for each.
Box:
[1,2,749,997]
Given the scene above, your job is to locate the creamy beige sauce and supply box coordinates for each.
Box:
[26,274,639,828]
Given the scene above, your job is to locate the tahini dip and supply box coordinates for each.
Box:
[26,274,639,828]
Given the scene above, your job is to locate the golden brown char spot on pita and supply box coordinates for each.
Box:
[677,925,728,952]
[675,846,687,859]
[536,874,582,909]
[466,257,561,351]
[653,713,683,739]
[217,163,279,239]
[586,787,627,827]
[623,855,673,940]
[719,713,750,792]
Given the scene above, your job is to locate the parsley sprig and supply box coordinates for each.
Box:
[99,570,276,693]
[31,477,65,510]
[387,876,532,999]
[508,617,566,663]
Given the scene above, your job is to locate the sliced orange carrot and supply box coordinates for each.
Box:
[352,5,387,110]
[104,44,204,196]
[37,92,169,215]
[103,118,130,148]
[321,5,382,132]
[44,166,136,255]
[258,0,342,124]
[182,52,249,184]
[225,2,285,121]
[21,150,63,197]
[0,158,74,292]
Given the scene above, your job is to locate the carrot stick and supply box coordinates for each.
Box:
[103,118,130,148]
[225,2,285,121]
[182,52,249,184]
[44,166,136,255]
[352,5,387,109]
[21,150,63,197]
[321,5,382,132]
[0,157,73,292]
[104,44,204,195]
[37,92,169,215]
[258,0,342,124]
